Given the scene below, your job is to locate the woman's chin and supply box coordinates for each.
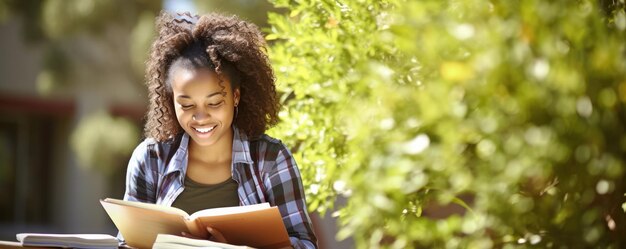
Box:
[188,127,218,146]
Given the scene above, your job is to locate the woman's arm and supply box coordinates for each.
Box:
[264,144,318,249]
[122,141,158,203]
[117,141,158,242]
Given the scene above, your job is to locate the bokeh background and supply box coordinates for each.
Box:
[1,0,625,248]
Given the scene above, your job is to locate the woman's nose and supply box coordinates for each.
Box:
[192,111,210,121]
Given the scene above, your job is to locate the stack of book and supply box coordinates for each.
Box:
[15,233,118,249]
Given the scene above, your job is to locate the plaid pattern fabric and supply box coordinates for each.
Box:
[123,127,317,248]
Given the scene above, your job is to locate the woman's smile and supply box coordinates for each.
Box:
[191,124,218,139]
[193,125,216,133]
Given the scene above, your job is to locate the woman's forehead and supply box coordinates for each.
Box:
[171,67,231,91]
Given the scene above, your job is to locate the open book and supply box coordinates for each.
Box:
[153,234,254,249]
[100,198,290,249]
[16,233,118,249]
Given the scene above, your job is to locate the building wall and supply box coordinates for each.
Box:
[0,17,131,239]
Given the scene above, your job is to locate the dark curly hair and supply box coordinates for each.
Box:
[144,11,279,142]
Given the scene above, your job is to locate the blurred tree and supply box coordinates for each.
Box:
[70,111,139,175]
[0,0,160,174]
[0,0,161,91]
[267,0,626,248]
[193,0,282,28]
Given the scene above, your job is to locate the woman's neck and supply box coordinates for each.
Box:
[188,127,234,166]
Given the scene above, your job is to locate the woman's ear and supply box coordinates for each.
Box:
[233,88,241,106]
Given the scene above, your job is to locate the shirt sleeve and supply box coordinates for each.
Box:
[264,144,318,249]
[117,140,158,242]
[123,140,158,203]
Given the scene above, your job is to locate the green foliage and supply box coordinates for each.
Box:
[193,0,279,28]
[130,11,157,77]
[41,0,118,38]
[70,111,140,175]
[1,0,160,91]
[36,44,70,95]
[268,0,626,247]
[0,1,7,22]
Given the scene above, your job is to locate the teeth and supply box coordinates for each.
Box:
[194,126,215,133]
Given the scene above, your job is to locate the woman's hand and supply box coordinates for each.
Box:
[205,227,227,243]
[181,226,228,243]
[182,229,294,248]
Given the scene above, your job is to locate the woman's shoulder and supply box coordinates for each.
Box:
[248,133,289,152]
[250,133,281,143]
[247,134,298,167]
[130,133,184,162]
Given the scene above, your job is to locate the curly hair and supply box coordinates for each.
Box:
[144,11,279,142]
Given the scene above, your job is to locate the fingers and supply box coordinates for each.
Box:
[181,231,203,240]
[206,227,227,243]
[181,228,227,244]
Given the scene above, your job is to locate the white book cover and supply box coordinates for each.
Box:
[16,233,119,249]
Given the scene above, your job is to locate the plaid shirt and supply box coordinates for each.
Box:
[122,127,317,248]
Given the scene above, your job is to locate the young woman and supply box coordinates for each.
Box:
[121,12,317,248]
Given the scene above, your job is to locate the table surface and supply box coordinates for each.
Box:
[0,240,131,249]
[0,240,55,249]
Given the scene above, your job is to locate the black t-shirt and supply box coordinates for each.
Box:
[171,176,240,214]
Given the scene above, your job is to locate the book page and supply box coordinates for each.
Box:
[153,234,254,249]
[101,199,195,249]
[189,203,270,220]
[103,198,189,217]
[193,206,290,249]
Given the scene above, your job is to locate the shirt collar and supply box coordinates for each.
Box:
[167,126,253,176]
[164,133,189,177]
[232,126,254,165]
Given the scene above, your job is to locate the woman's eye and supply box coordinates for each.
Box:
[180,104,193,109]
[208,101,224,107]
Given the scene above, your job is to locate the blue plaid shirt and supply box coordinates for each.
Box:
[122,126,317,248]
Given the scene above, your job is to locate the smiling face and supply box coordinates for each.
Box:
[170,67,240,148]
